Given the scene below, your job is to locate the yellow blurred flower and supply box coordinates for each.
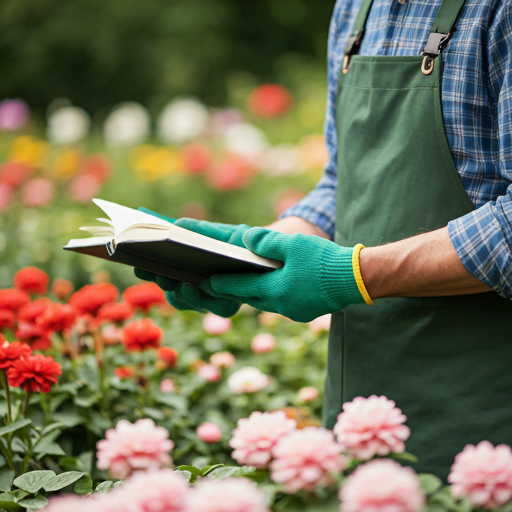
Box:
[53,149,83,178]
[129,145,184,182]
[298,134,328,171]
[9,136,48,168]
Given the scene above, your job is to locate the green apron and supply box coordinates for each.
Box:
[322,0,512,480]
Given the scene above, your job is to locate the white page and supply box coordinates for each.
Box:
[93,198,172,236]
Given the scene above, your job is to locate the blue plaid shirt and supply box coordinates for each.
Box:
[281,0,512,298]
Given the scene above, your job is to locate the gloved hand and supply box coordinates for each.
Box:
[134,210,250,317]
[201,228,372,322]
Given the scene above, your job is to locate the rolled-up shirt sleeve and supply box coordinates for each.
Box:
[448,3,512,298]
[279,2,350,240]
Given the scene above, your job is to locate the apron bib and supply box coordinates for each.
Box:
[322,0,512,480]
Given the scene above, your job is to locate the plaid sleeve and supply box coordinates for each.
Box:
[448,3,512,298]
[280,1,353,240]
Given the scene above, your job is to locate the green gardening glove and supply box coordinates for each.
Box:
[175,218,249,248]
[201,228,370,322]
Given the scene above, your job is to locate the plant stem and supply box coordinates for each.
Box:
[0,371,12,424]
[22,391,31,417]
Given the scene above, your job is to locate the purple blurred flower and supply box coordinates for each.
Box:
[0,99,29,131]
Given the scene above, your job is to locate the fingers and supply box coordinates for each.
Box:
[209,272,269,299]
[134,268,157,282]
[175,218,233,243]
[182,284,240,317]
[242,228,292,261]
[155,275,182,292]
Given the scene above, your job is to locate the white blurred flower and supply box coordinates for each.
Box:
[103,102,150,147]
[157,98,209,144]
[47,106,90,145]
[228,367,269,394]
[260,143,301,176]
[223,123,269,159]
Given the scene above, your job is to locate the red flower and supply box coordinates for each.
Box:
[51,278,74,300]
[157,347,178,368]
[207,154,255,191]
[0,309,16,330]
[0,341,32,370]
[97,302,134,324]
[114,366,135,379]
[0,162,32,189]
[14,267,50,295]
[7,354,61,393]
[82,155,111,183]
[122,318,163,352]
[16,322,52,350]
[69,283,119,316]
[0,288,30,312]
[36,303,77,333]
[247,84,293,118]
[182,144,212,175]
[18,298,53,323]
[122,283,166,313]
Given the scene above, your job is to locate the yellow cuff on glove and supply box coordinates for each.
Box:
[352,244,374,306]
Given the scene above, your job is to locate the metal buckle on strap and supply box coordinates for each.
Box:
[342,32,364,74]
[421,32,451,75]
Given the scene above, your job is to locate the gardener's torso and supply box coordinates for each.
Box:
[322,0,512,481]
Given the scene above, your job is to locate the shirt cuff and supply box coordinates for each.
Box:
[279,190,337,240]
[448,202,512,299]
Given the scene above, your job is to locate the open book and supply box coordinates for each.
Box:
[63,199,282,286]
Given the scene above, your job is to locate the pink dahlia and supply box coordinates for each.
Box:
[41,495,87,512]
[121,469,189,512]
[198,363,221,382]
[96,418,174,479]
[160,378,175,393]
[186,478,269,512]
[298,386,319,402]
[333,395,410,460]
[340,459,425,512]
[448,441,512,509]
[251,333,275,353]
[270,427,345,493]
[197,422,222,444]
[210,351,235,369]
[230,411,296,468]
[202,313,231,335]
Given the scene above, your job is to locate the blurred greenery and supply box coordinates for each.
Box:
[0,0,333,116]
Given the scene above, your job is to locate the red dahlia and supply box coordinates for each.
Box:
[114,366,135,379]
[122,318,163,352]
[0,341,32,370]
[97,302,134,324]
[14,267,50,295]
[16,322,51,350]
[0,309,16,330]
[157,347,179,368]
[36,303,77,333]
[51,278,74,300]
[0,288,30,312]
[18,298,53,323]
[69,283,118,316]
[247,84,293,118]
[7,354,61,392]
[122,283,166,313]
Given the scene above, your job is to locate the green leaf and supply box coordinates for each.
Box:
[95,481,114,493]
[201,464,225,477]
[74,474,93,495]
[51,411,83,428]
[207,466,261,480]
[0,491,25,510]
[13,471,56,493]
[17,495,48,510]
[174,470,192,482]
[34,442,66,457]
[418,474,442,495]
[141,407,165,421]
[389,452,419,463]
[174,465,203,483]
[74,391,101,408]
[39,423,65,438]
[0,470,14,493]
[43,471,85,492]
[0,420,31,438]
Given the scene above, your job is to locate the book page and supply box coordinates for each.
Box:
[93,198,173,236]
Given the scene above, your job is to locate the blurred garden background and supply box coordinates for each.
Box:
[0,0,335,289]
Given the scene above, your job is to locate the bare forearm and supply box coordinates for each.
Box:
[359,227,491,298]
[267,216,330,239]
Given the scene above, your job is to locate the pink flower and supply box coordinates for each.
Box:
[298,386,319,402]
[0,99,29,131]
[41,495,88,512]
[210,351,235,368]
[22,178,55,207]
[0,184,13,211]
[308,314,331,333]
[121,469,189,512]
[198,364,221,382]
[202,313,231,335]
[68,174,102,203]
[251,333,275,353]
[96,418,174,479]
[230,411,296,468]
[228,367,268,394]
[333,395,410,460]
[340,459,425,512]
[160,378,175,393]
[448,441,512,509]
[186,478,269,512]
[197,422,222,443]
[270,427,346,493]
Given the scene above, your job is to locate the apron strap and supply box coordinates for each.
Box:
[342,0,374,74]
[421,0,467,75]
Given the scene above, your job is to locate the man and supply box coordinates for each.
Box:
[138,0,512,479]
